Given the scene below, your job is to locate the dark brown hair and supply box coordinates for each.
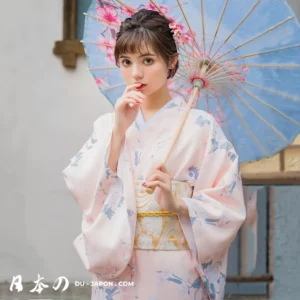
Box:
[114,9,179,79]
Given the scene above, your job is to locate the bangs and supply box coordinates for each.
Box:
[114,29,161,64]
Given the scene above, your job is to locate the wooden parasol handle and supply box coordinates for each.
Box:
[146,84,202,194]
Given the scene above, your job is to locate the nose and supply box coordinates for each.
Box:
[132,63,143,81]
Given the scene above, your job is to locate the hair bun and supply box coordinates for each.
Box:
[123,17,140,31]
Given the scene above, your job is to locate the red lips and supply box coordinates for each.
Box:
[137,84,146,90]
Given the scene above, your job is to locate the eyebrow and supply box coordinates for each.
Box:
[119,53,156,58]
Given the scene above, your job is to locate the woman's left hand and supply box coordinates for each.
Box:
[143,163,179,213]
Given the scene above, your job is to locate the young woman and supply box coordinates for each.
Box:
[62,9,246,300]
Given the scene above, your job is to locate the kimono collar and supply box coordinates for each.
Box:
[135,95,186,132]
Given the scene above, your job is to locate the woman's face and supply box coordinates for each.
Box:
[118,44,170,96]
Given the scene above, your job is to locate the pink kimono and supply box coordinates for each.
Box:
[62,95,246,300]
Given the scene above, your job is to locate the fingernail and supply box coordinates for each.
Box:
[142,182,146,187]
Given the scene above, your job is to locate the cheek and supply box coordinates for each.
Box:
[120,68,130,81]
[149,64,168,79]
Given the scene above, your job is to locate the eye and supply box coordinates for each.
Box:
[121,59,131,66]
[144,58,153,65]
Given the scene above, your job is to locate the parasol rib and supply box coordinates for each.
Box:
[219,44,300,63]
[210,0,260,62]
[244,80,300,102]
[205,90,209,111]
[229,63,300,68]
[84,13,119,28]
[88,66,118,70]
[208,0,229,57]
[216,17,294,62]
[207,91,235,146]
[200,0,206,54]
[230,82,300,127]
[176,0,202,55]
[221,89,269,156]
[113,0,135,13]
[101,83,126,91]
[226,85,290,144]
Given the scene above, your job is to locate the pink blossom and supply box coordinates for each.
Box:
[95,77,105,87]
[182,32,192,43]
[169,22,182,37]
[97,36,115,53]
[120,5,135,16]
[105,52,115,63]
[96,5,121,28]
[241,65,249,73]
[188,50,198,60]
[146,3,169,14]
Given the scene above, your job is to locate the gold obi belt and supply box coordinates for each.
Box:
[133,179,193,251]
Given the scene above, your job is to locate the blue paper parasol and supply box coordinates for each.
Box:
[82,0,300,163]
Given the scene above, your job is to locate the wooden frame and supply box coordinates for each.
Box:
[241,136,300,185]
[53,0,84,68]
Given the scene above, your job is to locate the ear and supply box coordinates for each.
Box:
[169,53,179,68]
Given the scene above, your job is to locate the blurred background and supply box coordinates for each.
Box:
[1,1,300,299]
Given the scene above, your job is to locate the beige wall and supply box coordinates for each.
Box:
[0,0,113,284]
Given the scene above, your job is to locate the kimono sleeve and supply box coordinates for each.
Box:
[62,112,119,221]
[178,114,246,299]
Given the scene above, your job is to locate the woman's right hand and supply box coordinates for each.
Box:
[113,83,146,136]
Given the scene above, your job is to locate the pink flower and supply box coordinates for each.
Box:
[188,50,198,60]
[120,5,135,16]
[96,5,121,28]
[105,52,115,63]
[146,3,169,14]
[241,65,249,73]
[169,22,182,37]
[97,36,115,53]
[182,29,197,45]
[182,32,192,43]
[95,77,105,87]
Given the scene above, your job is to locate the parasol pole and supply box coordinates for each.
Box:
[146,66,208,194]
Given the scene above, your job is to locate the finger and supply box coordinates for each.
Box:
[127,91,146,103]
[126,83,143,92]
[155,163,171,177]
[146,171,169,185]
[127,92,145,102]
[145,180,168,192]
[125,98,140,108]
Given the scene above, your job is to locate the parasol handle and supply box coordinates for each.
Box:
[146,80,203,194]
